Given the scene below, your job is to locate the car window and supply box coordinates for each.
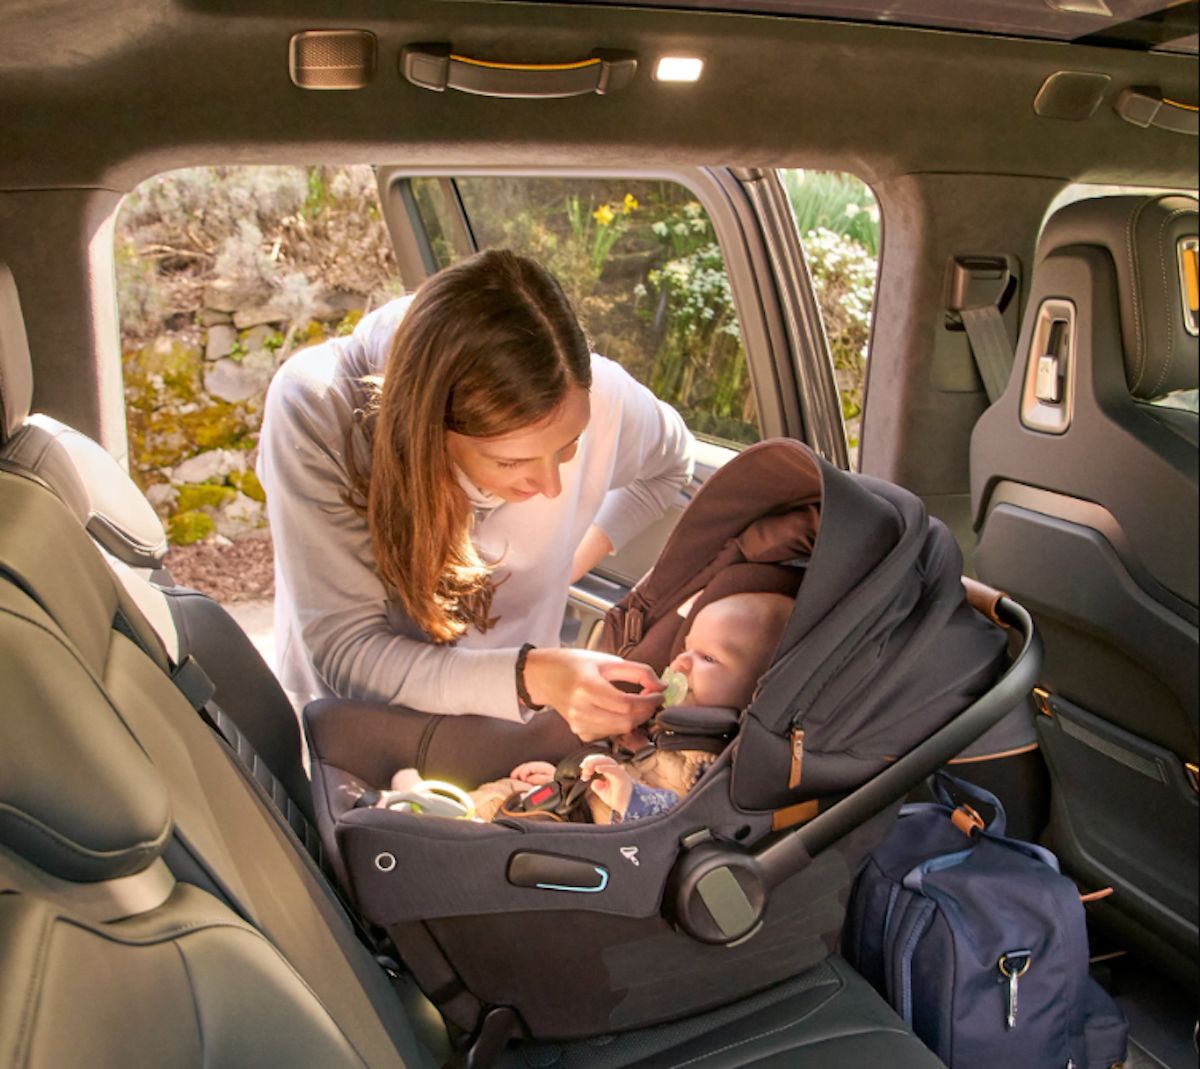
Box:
[403,175,760,448]
[779,170,880,469]
[114,165,400,553]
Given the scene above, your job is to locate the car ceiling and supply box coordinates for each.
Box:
[1,0,1196,192]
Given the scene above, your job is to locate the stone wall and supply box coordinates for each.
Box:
[124,285,366,544]
[118,165,397,545]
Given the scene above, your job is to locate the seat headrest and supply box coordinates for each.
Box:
[2,415,168,568]
[0,263,34,445]
[1037,193,1198,400]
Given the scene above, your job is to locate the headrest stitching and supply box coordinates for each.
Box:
[1151,207,1190,399]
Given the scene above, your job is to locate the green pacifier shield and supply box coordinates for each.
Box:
[661,669,688,707]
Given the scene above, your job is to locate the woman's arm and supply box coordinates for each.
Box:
[588,356,695,556]
[570,524,614,583]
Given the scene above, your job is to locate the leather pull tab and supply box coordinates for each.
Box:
[622,607,644,652]
[788,728,805,790]
[951,804,985,838]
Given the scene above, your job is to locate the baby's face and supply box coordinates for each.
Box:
[668,601,766,709]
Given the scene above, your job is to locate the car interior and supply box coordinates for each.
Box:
[0,0,1196,1066]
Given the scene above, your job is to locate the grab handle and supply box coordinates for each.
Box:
[1115,88,1198,136]
[401,44,637,99]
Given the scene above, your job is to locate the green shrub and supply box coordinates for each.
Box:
[783,170,880,255]
[803,227,877,451]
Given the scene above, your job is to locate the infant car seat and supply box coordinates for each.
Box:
[305,439,1041,1045]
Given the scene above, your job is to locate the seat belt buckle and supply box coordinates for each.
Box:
[171,654,217,712]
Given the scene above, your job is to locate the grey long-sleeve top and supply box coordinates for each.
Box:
[257,298,695,719]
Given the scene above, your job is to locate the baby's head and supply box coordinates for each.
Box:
[669,591,793,709]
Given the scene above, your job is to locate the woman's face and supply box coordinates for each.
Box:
[446,386,591,503]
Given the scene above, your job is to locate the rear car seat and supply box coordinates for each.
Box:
[0,260,945,1067]
[970,193,1199,985]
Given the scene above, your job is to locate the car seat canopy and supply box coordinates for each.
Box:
[601,439,1010,811]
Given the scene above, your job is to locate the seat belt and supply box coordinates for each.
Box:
[113,608,327,869]
[947,255,1017,405]
[960,304,1014,405]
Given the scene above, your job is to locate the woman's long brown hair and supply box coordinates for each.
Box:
[348,250,592,643]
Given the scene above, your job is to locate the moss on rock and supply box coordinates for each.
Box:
[168,509,216,546]
[181,401,257,451]
[176,482,237,512]
[228,468,266,503]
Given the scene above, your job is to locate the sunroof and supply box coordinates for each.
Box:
[517,0,1198,54]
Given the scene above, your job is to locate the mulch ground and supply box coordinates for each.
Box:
[164,533,275,603]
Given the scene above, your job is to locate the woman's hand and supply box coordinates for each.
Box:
[522,648,664,742]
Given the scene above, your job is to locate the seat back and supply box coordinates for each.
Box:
[970,193,1198,982]
[0,261,317,840]
[0,256,433,1064]
[0,467,430,1066]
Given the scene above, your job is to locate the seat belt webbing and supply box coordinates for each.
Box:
[960,304,1014,405]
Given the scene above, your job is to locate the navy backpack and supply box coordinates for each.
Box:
[843,772,1128,1069]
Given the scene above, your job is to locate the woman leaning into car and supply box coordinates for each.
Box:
[257,249,694,741]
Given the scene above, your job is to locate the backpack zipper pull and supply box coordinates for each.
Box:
[998,950,1031,1030]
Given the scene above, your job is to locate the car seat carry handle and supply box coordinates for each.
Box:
[667,596,1041,945]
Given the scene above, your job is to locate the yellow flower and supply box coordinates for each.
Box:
[593,203,615,226]
[622,193,639,214]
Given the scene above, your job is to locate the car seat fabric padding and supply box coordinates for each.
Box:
[0,470,430,1069]
[307,698,582,890]
[601,439,821,668]
[741,455,1006,808]
[599,439,1009,811]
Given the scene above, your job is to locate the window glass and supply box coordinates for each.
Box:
[409,176,759,447]
[779,170,880,468]
[404,177,469,272]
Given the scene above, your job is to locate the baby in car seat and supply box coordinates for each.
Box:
[387,591,794,824]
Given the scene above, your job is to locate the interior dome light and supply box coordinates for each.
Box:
[654,56,703,83]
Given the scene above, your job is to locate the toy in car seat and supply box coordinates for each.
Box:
[358,773,476,820]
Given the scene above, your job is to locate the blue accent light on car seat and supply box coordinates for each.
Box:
[535,866,609,893]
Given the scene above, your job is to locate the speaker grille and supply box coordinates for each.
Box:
[289,30,376,90]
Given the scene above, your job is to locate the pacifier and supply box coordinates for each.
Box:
[660,668,688,708]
